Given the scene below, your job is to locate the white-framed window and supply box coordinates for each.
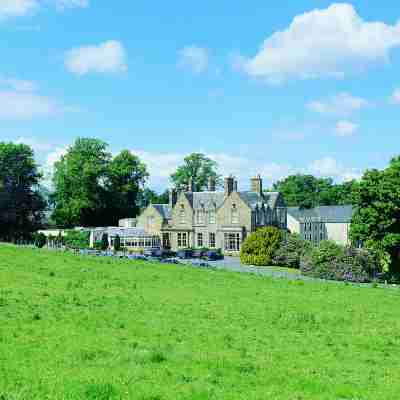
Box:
[179,205,185,224]
[197,233,203,247]
[231,204,239,224]
[224,233,241,251]
[177,232,187,248]
[209,209,216,224]
[209,232,216,248]
[196,210,205,224]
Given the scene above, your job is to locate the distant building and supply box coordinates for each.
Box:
[287,205,353,246]
[134,175,287,254]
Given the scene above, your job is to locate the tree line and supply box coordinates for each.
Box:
[1,137,400,274]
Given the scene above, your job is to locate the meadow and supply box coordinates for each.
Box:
[1,245,400,400]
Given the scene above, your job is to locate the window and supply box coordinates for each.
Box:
[209,209,216,224]
[196,210,205,224]
[147,216,155,227]
[224,233,241,251]
[197,233,203,247]
[177,232,187,248]
[231,205,239,224]
[209,232,216,248]
[179,205,186,224]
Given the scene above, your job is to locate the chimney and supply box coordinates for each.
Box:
[224,176,234,196]
[169,189,178,208]
[208,176,216,192]
[233,178,238,192]
[251,174,263,195]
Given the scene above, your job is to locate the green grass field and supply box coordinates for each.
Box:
[1,245,400,400]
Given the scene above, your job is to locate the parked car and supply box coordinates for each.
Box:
[127,254,147,261]
[160,258,180,264]
[177,249,193,259]
[206,250,224,261]
[192,249,205,258]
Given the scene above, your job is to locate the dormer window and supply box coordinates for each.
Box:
[209,208,216,224]
[196,209,205,224]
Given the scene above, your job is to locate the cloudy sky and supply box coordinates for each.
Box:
[1,1,400,190]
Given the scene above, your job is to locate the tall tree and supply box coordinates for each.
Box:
[170,153,221,191]
[350,157,400,274]
[272,174,357,208]
[52,138,111,227]
[105,150,148,223]
[52,139,149,227]
[138,188,170,209]
[0,142,46,241]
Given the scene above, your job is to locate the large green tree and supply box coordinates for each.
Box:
[350,157,400,275]
[138,188,170,209]
[170,153,221,191]
[106,150,148,222]
[0,142,46,241]
[52,138,148,227]
[272,174,357,208]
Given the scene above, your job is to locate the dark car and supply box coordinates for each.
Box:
[177,249,193,259]
[206,250,224,261]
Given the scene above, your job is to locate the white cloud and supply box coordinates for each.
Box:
[0,0,39,20]
[0,77,37,92]
[334,120,359,137]
[0,0,88,20]
[391,88,400,104]
[0,77,77,120]
[239,3,400,83]
[307,92,369,117]
[0,90,57,120]
[178,45,209,74]
[308,157,361,181]
[64,40,128,76]
[54,0,88,10]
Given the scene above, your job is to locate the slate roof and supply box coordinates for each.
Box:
[191,191,226,209]
[287,205,353,223]
[178,190,282,211]
[238,191,281,210]
[153,204,172,219]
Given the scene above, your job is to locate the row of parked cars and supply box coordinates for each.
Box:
[78,248,224,268]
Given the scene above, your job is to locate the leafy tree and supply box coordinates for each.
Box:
[139,188,170,209]
[170,153,221,192]
[240,227,283,266]
[64,230,90,249]
[52,138,111,227]
[105,150,148,223]
[52,139,148,227]
[350,157,400,275]
[272,174,357,208]
[0,142,46,241]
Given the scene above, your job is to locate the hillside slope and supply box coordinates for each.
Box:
[0,245,399,399]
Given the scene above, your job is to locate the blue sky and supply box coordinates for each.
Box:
[1,1,400,190]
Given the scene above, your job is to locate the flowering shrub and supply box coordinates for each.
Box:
[273,233,312,269]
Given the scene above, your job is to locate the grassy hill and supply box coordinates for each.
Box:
[1,245,400,400]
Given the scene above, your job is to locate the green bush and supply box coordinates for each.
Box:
[33,232,47,248]
[273,233,312,269]
[240,227,283,266]
[64,230,90,249]
[114,235,121,251]
[300,240,377,283]
[101,233,109,251]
